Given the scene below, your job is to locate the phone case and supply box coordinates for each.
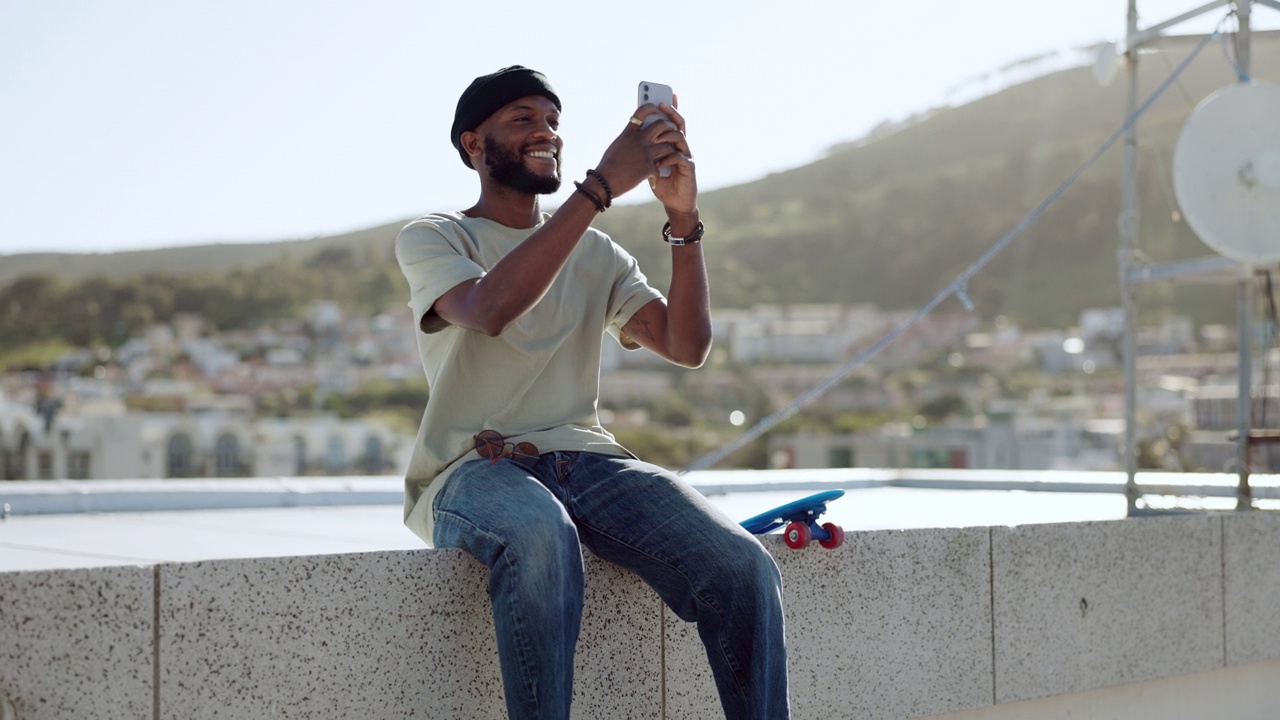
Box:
[637,82,675,177]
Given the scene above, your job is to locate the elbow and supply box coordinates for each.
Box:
[474,317,512,338]
[671,336,713,369]
[678,355,709,369]
[466,304,519,337]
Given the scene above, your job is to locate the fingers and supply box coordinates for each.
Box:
[651,128,691,158]
[658,102,685,134]
[628,103,665,130]
[603,103,694,193]
[631,102,686,136]
[634,104,691,162]
[648,152,698,215]
[653,149,695,178]
[646,130,692,176]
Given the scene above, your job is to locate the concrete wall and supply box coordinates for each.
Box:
[2,511,1279,719]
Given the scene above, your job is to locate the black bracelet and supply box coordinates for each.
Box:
[662,220,705,246]
[573,181,606,213]
[585,169,613,208]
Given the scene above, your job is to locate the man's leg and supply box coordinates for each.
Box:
[432,458,584,720]
[553,453,790,720]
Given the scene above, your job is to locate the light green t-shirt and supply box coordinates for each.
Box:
[394,212,664,546]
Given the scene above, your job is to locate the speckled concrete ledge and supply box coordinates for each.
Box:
[1223,510,1280,666]
[3,513,1280,720]
[992,515,1225,703]
[158,549,661,720]
[0,565,154,720]
[666,527,994,720]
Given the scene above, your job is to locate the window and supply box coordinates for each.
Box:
[167,433,195,478]
[363,436,383,474]
[67,452,91,480]
[38,452,54,480]
[293,436,308,476]
[2,451,20,480]
[6,432,30,479]
[912,448,949,469]
[215,434,241,476]
[827,447,854,468]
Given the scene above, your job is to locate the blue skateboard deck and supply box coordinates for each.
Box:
[740,489,846,549]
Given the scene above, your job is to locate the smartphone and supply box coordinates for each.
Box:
[637,81,675,177]
[637,81,674,125]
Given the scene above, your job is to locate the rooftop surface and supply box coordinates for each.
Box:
[3,469,1275,572]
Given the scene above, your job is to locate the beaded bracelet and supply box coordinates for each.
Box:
[662,220,705,246]
[573,181,607,213]
[584,169,613,208]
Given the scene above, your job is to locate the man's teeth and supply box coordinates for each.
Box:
[527,151,556,159]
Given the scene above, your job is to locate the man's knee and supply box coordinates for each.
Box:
[698,532,782,606]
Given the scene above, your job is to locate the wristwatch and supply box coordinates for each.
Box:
[662,221,705,246]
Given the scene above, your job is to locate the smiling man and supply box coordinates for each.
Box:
[394,65,790,720]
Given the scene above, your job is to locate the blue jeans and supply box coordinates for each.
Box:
[432,451,790,720]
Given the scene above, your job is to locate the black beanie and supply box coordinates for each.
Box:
[451,65,562,168]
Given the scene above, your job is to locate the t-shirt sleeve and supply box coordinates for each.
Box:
[603,236,664,350]
[395,218,485,334]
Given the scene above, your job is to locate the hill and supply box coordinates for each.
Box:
[0,220,406,287]
[595,32,1279,328]
[2,32,1276,335]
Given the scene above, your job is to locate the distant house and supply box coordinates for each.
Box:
[769,401,1123,472]
[1184,384,1280,472]
[0,399,407,481]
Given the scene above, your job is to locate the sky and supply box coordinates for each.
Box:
[1,0,1274,256]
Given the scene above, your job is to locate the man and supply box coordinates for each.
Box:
[395,65,789,720]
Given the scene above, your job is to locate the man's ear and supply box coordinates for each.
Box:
[460,131,483,168]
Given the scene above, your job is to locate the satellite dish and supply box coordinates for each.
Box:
[1173,82,1280,266]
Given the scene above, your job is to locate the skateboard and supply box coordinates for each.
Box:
[739,490,846,550]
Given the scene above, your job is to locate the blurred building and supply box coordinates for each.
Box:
[0,398,407,481]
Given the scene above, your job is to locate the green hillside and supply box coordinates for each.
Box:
[596,32,1279,328]
[2,32,1275,342]
[0,220,405,287]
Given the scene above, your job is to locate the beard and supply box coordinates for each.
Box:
[483,134,562,195]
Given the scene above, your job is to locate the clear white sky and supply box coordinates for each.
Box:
[1,0,1271,255]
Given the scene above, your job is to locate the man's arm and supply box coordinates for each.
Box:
[430,198,598,336]
[621,211,711,368]
[620,102,709,368]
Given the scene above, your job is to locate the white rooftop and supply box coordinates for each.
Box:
[3,468,1275,572]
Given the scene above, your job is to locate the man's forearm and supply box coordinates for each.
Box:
[434,188,603,336]
[663,216,712,367]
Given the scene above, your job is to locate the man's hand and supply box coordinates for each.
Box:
[593,103,695,207]
[642,102,697,216]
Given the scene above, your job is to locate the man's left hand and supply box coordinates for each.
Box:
[644,102,697,214]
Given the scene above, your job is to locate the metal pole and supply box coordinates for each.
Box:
[1120,0,1141,515]
[1234,0,1254,510]
[1235,0,1252,82]
[1237,266,1255,508]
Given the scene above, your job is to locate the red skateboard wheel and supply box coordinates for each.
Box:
[818,523,845,549]
[784,521,811,549]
